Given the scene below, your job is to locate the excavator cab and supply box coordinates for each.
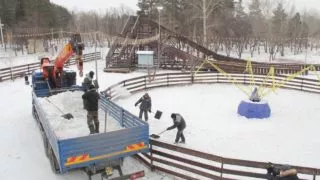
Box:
[40,57,56,88]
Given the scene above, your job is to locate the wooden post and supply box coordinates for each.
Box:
[120,109,124,127]
[150,143,154,171]
[220,161,224,179]
[10,64,13,80]
[191,73,194,84]
[144,76,147,89]
[104,109,107,133]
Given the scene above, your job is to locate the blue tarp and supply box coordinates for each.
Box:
[237,100,271,119]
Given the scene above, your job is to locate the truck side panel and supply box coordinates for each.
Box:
[58,98,149,173]
[99,98,148,128]
[33,93,61,165]
[58,126,149,173]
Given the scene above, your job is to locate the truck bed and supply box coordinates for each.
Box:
[32,91,149,173]
[37,91,123,139]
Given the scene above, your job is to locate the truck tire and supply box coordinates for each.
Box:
[32,105,36,119]
[48,148,60,174]
[41,130,49,158]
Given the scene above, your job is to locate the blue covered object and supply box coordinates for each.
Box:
[237,100,271,119]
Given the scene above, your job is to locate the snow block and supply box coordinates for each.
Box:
[237,100,271,119]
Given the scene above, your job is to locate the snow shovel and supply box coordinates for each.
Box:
[45,98,74,120]
[150,129,167,139]
[151,110,162,120]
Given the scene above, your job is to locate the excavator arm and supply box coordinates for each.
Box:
[54,33,84,77]
[41,33,84,88]
[54,43,73,69]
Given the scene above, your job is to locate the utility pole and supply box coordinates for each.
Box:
[203,0,207,48]
[51,28,54,56]
[157,6,163,67]
[94,32,98,87]
[0,17,4,48]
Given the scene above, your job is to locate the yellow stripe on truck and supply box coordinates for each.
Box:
[65,142,147,167]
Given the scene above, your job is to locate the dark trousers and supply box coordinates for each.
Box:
[139,109,148,121]
[175,129,185,143]
[87,111,99,134]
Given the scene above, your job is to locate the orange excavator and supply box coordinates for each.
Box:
[40,33,84,88]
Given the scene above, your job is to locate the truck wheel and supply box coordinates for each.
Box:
[41,131,49,158]
[32,105,35,118]
[48,148,60,174]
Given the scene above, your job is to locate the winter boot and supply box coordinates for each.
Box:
[94,122,100,133]
[88,125,95,134]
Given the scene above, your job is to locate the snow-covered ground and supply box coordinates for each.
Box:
[215,46,320,64]
[116,84,320,168]
[0,45,107,69]
[1,57,320,179]
[2,43,320,70]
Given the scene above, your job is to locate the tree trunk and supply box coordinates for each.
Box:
[203,0,207,48]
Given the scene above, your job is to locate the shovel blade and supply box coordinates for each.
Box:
[62,113,74,120]
[150,134,160,139]
[154,110,162,120]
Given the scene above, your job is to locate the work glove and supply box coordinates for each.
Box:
[149,109,151,113]
[93,79,99,89]
[135,103,137,107]
[166,127,170,130]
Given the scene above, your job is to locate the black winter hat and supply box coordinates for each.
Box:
[89,71,94,77]
[171,113,176,119]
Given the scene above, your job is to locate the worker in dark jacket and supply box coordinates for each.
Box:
[167,113,186,144]
[250,87,261,102]
[82,84,100,134]
[135,93,152,121]
[82,71,94,91]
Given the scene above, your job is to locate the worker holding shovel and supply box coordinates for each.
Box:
[135,93,152,121]
[167,113,186,144]
[82,84,100,134]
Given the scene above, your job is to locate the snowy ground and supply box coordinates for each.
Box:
[116,84,320,168]
[215,46,320,64]
[0,45,107,69]
[1,58,320,179]
[2,43,320,70]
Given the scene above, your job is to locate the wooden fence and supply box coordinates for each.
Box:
[102,72,320,180]
[0,52,101,82]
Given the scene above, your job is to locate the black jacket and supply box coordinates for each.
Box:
[82,89,100,111]
[168,114,186,131]
[82,74,93,91]
[135,95,151,111]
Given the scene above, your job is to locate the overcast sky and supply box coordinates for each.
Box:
[50,0,320,14]
[50,0,139,12]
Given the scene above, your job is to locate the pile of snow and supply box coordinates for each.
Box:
[113,86,131,99]
[37,91,122,139]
